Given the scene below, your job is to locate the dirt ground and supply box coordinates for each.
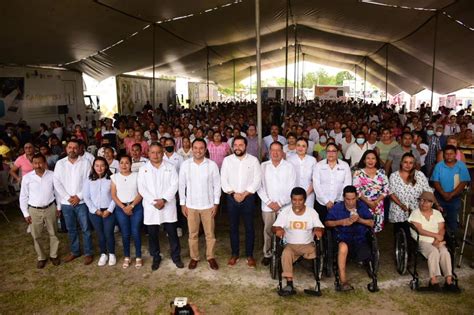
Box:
[1,207,473,314]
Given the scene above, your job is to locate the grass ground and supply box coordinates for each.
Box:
[1,206,473,314]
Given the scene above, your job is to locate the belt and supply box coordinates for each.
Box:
[28,201,55,210]
[99,208,109,211]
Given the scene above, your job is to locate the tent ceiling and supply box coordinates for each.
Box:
[1,0,473,95]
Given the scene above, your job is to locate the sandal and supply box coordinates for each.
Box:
[340,282,354,292]
[122,257,131,269]
[135,258,143,269]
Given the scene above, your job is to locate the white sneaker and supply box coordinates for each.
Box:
[114,225,120,233]
[177,228,183,237]
[108,254,116,266]
[98,254,108,266]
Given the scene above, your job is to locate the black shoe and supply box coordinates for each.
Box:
[174,260,184,269]
[261,257,271,266]
[151,258,161,271]
[428,281,441,292]
[278,285,296,297]
[36,260,47,269]
[444,283,461,293]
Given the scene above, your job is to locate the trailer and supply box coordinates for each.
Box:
[314,85,350,101]
[0,66,98,129]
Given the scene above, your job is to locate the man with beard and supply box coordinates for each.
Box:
[221,136,261,268]
[53,140,93,264]
[19,153,60,268]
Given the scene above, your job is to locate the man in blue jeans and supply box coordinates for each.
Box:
[53,139,94,265]
[221,136,262,268]
[431,144,470,233]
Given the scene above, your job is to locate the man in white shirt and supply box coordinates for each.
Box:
[313,143,352,221]
[263,125,287,152]
[179,139,221,270]
[137,143,184,270]
[443,115,460,136]
[221,135,262,268]
[308,118,320,143]
[258,141,296,266]
[272,187,324,296]
[53,139,93,265]
[345,131,370,168]
[19,153,60,269]
[78,140,95,165]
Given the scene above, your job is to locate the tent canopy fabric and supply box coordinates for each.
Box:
[1,0,473,95]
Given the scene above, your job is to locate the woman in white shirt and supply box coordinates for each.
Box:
[177,137,192,161]
[111,155,144,269]
[283,132,297,158]
[287,138,316,207]
[408,191,458,292]
[104,146,119,174]
[83,157,116,267]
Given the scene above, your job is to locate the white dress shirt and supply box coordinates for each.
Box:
[19,170,57,217]
[137,160,178,225]
[131,157,148,173]
[221,153,261,194]
[313,159,352,206]
[163,152,184,173]
[263,135,287,150]
[257,159,296,212]
[83,178,115,214]
[82,151,95,165]
[108,159,120,174]
[287,154,316,205]
[53,156,91,209]
[178,158,221,210]
[309,128,319,143]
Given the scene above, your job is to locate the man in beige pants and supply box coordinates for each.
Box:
[19,153,60,269]
[179,138,221,270]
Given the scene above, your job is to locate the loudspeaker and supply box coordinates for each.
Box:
[337,90,343,97]
[58,105,69,114]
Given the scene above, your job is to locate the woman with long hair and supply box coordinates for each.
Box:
[111,155,144,269]
[83,157,116,266]
[389,153,433,236]
[353,150,390,232]
[287,138,317,207]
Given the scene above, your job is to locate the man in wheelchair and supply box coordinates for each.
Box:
[272,187,324,296]
[408,191,460,293]
[325,185,378,292]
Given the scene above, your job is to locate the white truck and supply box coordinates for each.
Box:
[0,66,99,129]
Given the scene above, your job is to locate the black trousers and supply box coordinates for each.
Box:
[147,222,181,263]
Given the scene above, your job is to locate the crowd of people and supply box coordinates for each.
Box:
[1,98,473,293]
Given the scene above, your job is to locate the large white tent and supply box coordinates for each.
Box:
[2,0,473,95]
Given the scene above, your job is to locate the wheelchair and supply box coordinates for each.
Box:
[394,222,411,275]
[269,234,324,296]
[329,228,380,292]
[404,222,460,292]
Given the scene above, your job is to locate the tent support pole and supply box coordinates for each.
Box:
[430,13,438,108]
[284,0,289,115]
[364,57,367,103]
[301,53,305,99]
[385,44,389,103]
[256,0,262,161]
[233,59,236,100]
[354,64,357,99]
[206,46,210,102]
[152,24,156,108]
[293,25,297,103]
[249,67,252,100]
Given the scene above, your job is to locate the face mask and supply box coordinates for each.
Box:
[427,130,434,136]
[356,138,365,145]
[320,136,327,144]
[165,146,174,153]
[435,131,442,137]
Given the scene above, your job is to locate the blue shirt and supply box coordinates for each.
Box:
[83,178,115,214]
[431,161,470,197]
[325,200,373,244]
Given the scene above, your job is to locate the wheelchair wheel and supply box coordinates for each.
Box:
[395,228,408,275]
[323,229,334,277]
[270,234,278,280]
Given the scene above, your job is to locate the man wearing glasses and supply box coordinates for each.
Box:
[313,143,352,221]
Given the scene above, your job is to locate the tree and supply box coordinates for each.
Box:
[335,71,354,85]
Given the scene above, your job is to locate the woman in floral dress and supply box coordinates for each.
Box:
[353,150,390,233]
